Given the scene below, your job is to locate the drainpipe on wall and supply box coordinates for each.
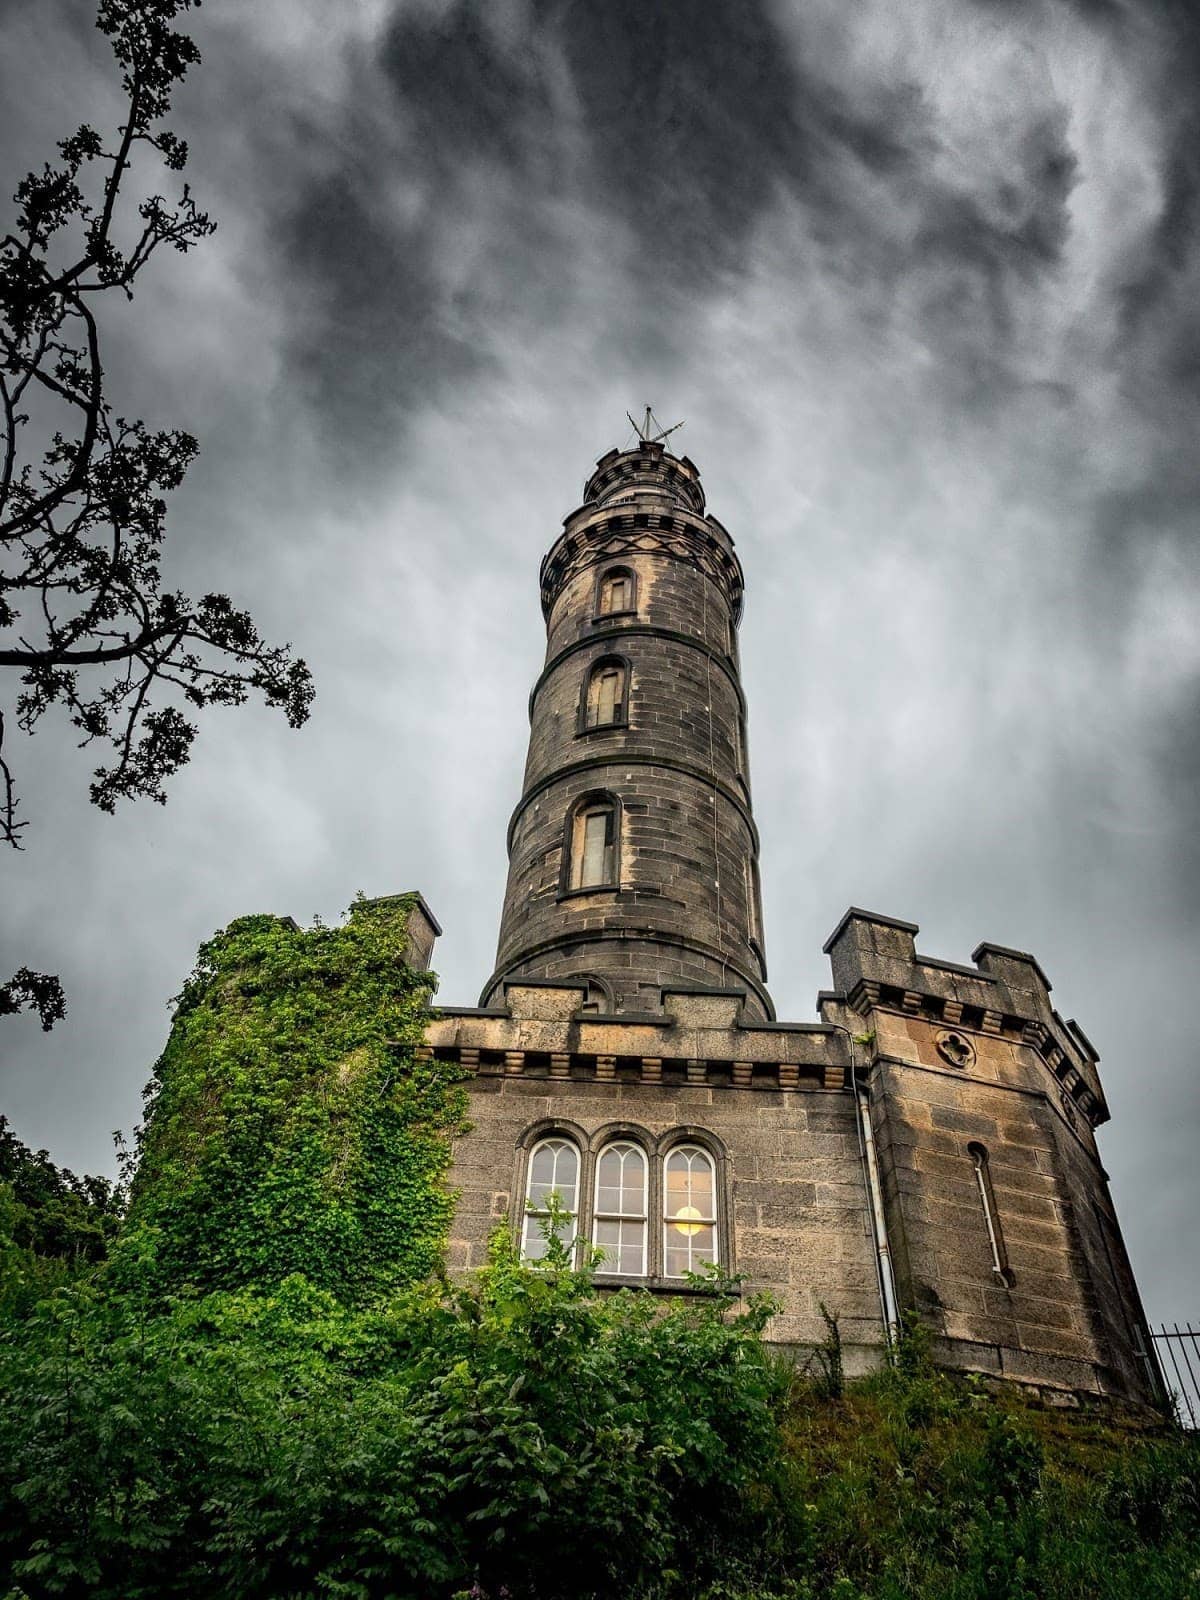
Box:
[857,1080,901,1346]
[826,1021,900,1348]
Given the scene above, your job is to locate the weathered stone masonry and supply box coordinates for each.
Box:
[409,435,1160,1405]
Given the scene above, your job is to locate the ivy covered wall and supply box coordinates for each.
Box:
[115,895,466,1304]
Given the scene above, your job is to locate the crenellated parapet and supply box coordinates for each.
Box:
[820,908,1107,1131]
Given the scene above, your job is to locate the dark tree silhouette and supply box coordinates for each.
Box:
[0,0,314,1027]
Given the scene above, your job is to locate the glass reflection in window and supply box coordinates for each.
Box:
[664,1144,717,1277]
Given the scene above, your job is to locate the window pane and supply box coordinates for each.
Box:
[665,1147,715,1220]
[523,1139,579,1264]
[581,810,609,885]
[595,1217,646,1276]
[596,1143,645,1216]
[597,669,619,724]
[526,1139,578,1211]
[523,1212,574,1261]
[663,1146,717,1276]
[665,1221,716,1277]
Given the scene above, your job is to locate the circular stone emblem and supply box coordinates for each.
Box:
[935,1029,975,1069]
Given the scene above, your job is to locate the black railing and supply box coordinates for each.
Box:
[1151,1324,1200,1428]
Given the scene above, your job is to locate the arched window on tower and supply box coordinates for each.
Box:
[580,656,629,731]
[595,565,637,618]
[564,794,620,891]
[663,1144,718,1277]
[593,1141,648,1275]
[521,1136,580,1262]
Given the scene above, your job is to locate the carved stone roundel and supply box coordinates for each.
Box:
[935,1029,975,1069]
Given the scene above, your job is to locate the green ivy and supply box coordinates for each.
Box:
[112,895,466,1305]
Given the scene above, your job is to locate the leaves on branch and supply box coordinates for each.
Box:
[0,966,66,1030]
[1,0,315,1024]
[0,0,314,855]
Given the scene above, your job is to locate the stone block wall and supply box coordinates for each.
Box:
[820,908,1159,1403]
[483,438,769,1017]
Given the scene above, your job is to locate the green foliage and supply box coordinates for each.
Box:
[1,907,1196,1598]
[0,1241,795,1598]
[0,1117,122,1319]
[112,895,466,1305]
[778,1353,1199,1600]
[0,1235,1197,1598]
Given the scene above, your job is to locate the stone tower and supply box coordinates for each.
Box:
[413,432,1163,1409]
[481,439,770,1020]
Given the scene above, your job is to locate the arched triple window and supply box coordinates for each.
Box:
[595,565,637,618]
[564,794,620,891]
[663,1144,718,1277]
[521,1137,579,1262]
[580,656,629,731]
[593,1141,648,1276]
[518,1131,723,1279]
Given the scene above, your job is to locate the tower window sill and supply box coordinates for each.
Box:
[575,721,628,738]
[591,609,638,626]
[557,884,622,903]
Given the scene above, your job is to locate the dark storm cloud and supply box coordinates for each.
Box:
[282,157,494,446]
[272,0,1097,469]
[4,0,1200,1334]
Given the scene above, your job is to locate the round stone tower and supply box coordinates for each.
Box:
[480,437,773,1018]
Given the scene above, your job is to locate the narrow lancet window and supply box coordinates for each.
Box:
[583,657,628,729]
[663,1144,718,1276]
[593,1141,648,1275]
[596,566,636,617]
[567,798,619,890]
[968,1142,1012,1285]
[522,1137,580,1262]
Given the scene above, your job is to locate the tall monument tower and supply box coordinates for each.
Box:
[416,428,1162,1409]
[482,436,770,1019]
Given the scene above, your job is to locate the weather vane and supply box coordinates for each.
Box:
[627,405,684,449]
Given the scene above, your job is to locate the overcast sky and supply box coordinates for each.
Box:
[2,0,1198,1325]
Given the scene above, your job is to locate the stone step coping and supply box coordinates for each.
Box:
[426,992,848,1065]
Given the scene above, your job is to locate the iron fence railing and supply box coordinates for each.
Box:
[1150,1324,1200,1428]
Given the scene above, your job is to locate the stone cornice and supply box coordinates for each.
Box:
[540,508,745,623]
[423,981,846,1091]
[840,978,1108,1129]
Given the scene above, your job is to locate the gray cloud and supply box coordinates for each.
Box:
[2,0,1199,1329]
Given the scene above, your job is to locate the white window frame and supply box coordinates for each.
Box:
[592,1140,649,1277]
[662,1143,719,1278]
[521,1136,580,1263]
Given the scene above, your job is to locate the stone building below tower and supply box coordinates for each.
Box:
[410,434,1160,1408]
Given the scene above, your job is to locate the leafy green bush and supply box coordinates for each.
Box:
[3,906,1197,1600]
[0,1241,795,1598]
